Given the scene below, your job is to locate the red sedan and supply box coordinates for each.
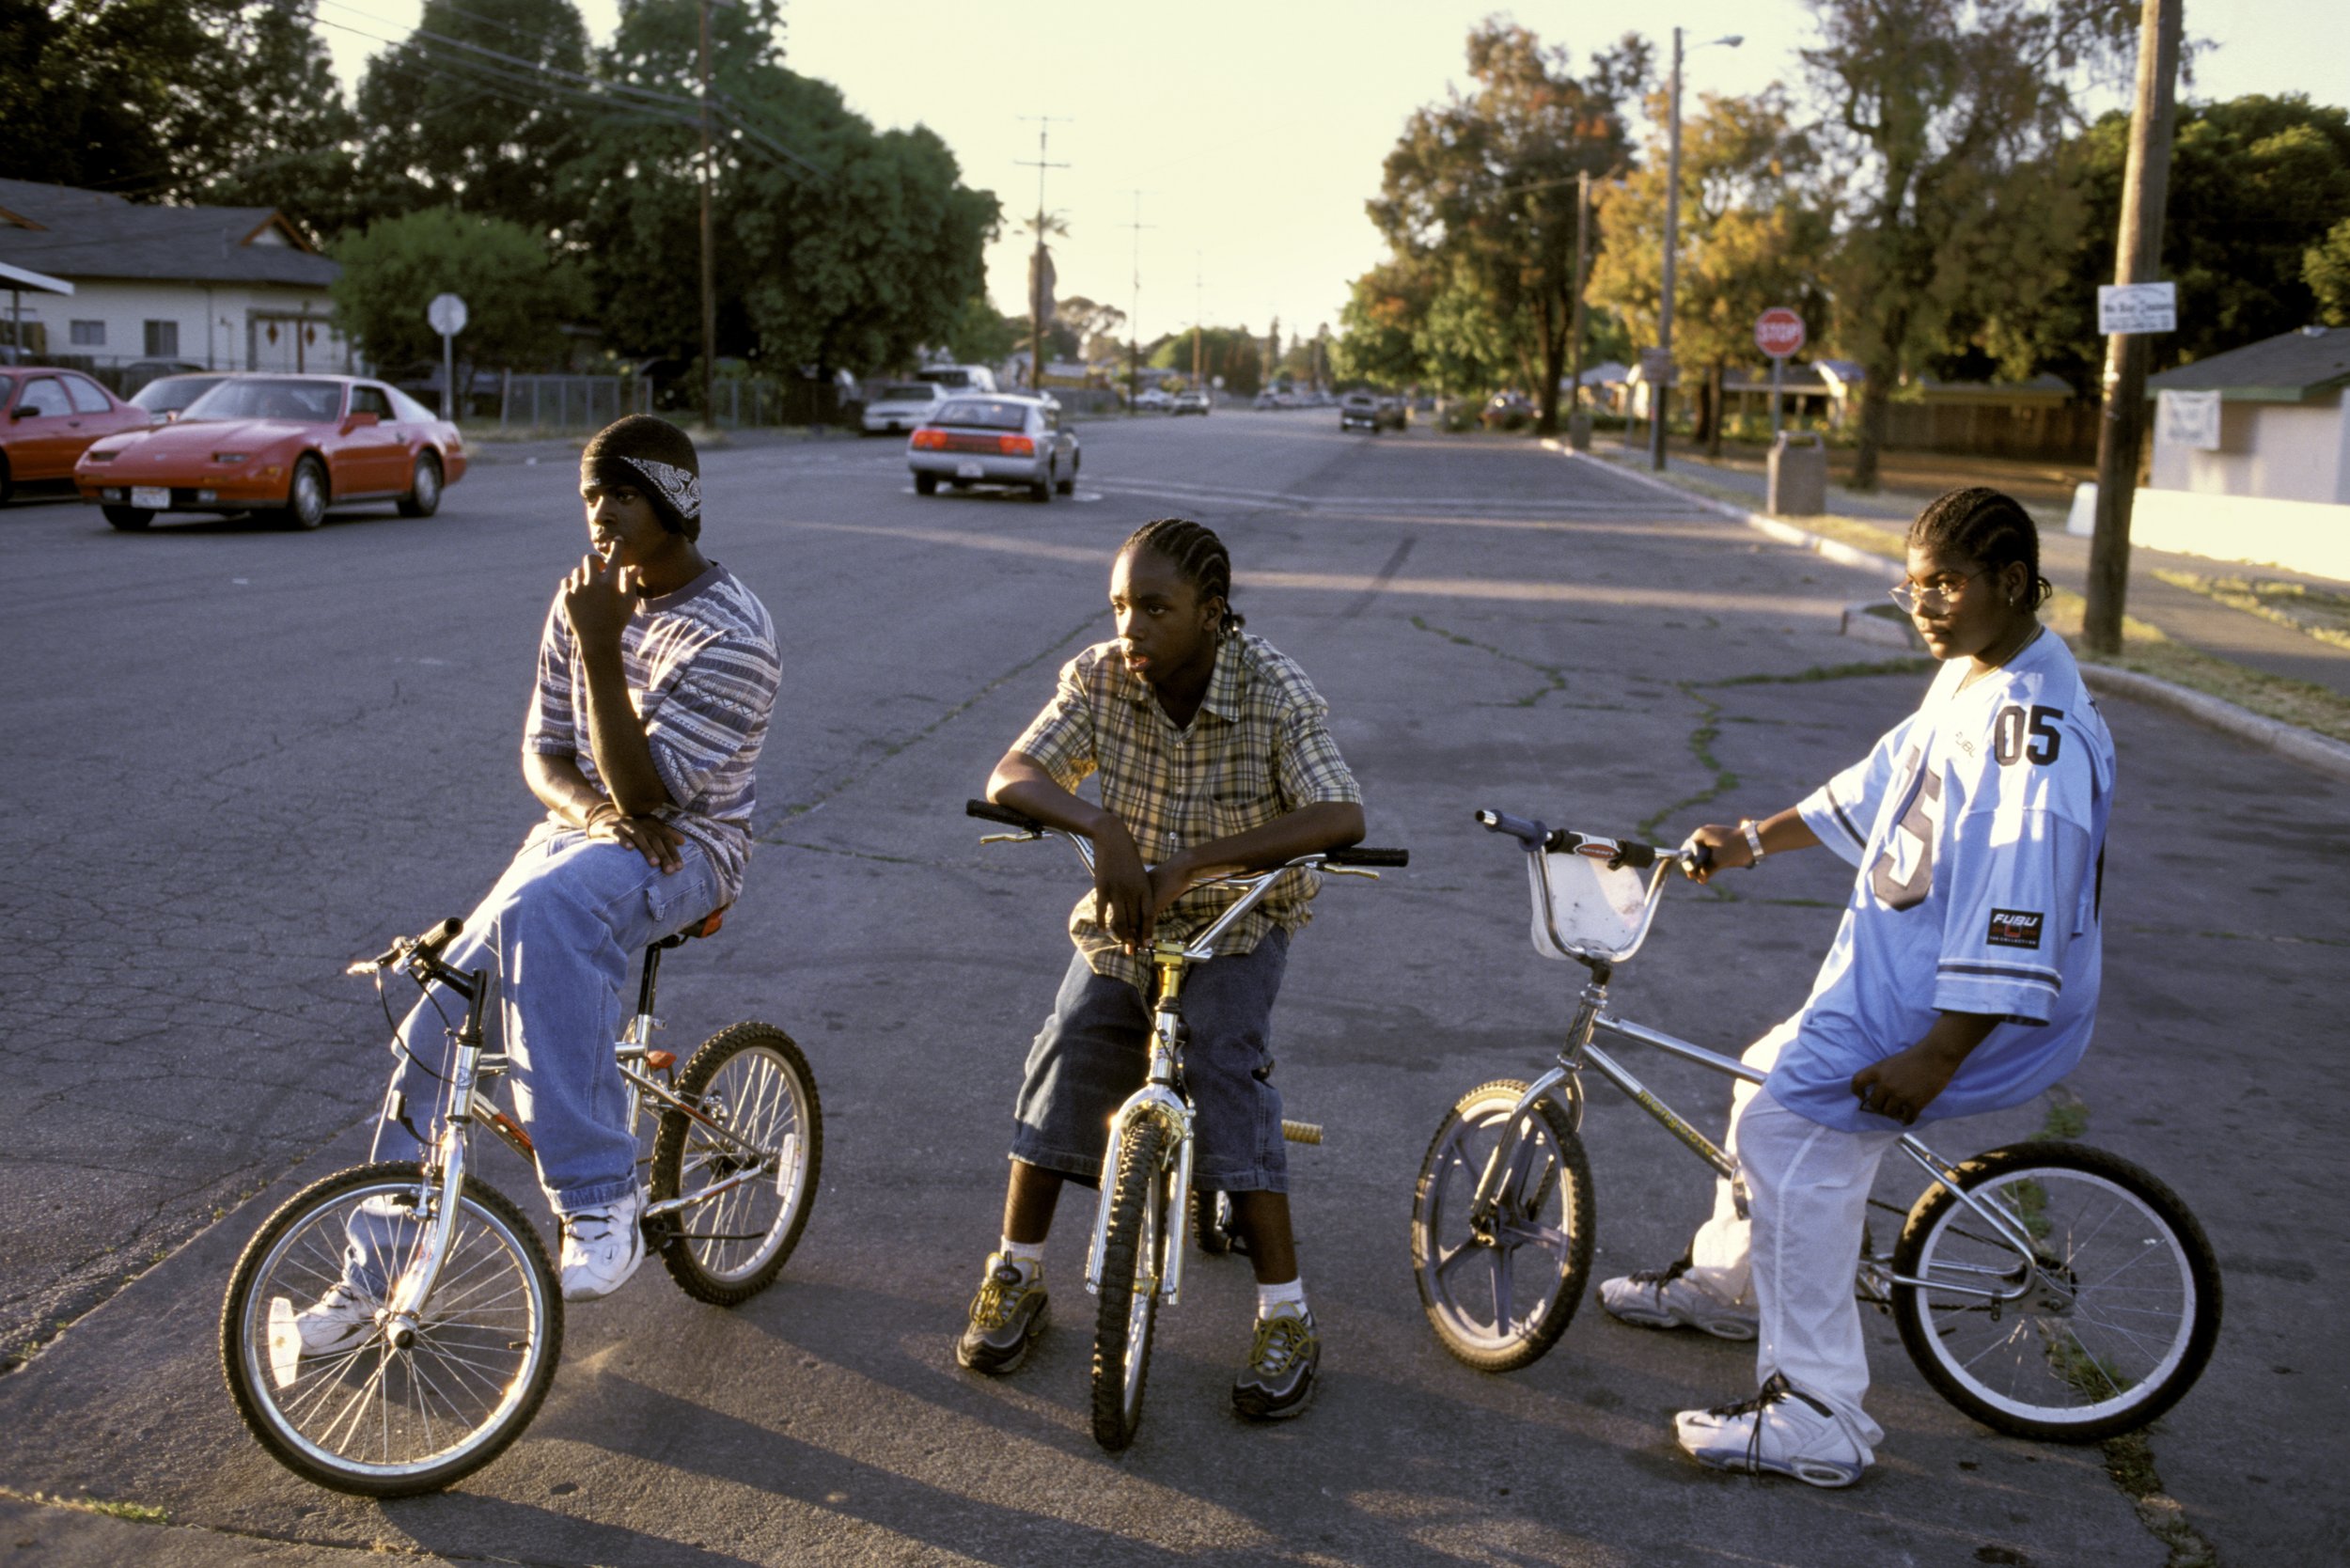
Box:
[1,367,153,505]
[75,374,468,531]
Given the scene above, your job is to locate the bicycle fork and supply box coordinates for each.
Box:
[1086,988,1197,1307]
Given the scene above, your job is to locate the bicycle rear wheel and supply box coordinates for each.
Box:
[1412,1080,1593,1372]
[1893,1142,2221,1442]
[1091,1119,1171,1451]
[649,1022,822,1306]
[219,1161,561,1497]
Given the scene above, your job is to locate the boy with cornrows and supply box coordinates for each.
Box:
[957,518,1367,1419]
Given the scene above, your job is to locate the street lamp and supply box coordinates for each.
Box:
[1651,26,1743,471]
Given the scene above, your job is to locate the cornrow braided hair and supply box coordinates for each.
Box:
[1907,486,2054,609]
[1122,517,1246,634]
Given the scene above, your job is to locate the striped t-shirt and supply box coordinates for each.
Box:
[525,562,779,902]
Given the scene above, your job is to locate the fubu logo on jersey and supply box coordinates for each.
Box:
[1986,909,2044,949]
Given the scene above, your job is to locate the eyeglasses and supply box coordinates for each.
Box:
[1888,569,1985,615]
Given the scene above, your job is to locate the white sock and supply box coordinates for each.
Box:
[1256,1278,1308,1319]
[1000,1236,1045,1268]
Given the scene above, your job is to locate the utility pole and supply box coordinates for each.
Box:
[1016,116,1070,394]
[1120,191,1153,415]
[2086,0,2183,655]
[1569,168,1590,448]
[697,0,721,430]
[1651,26,1741,470]
[1193,252,1204,399]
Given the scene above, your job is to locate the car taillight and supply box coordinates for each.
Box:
[998,435,1035,457]
[912,429,945,449]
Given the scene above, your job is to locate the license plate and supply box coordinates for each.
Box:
[132,486,169,509]
[956,462,985,478]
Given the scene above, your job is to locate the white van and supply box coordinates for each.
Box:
[914,364,998,396]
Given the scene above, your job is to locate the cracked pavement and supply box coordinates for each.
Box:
[1,415,2342,1565]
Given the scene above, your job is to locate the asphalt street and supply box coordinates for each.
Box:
[1,413,2343,1566]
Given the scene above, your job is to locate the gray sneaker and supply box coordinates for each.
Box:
[957,1253,1048,1374]
[1598,1256,1758,1341]
[1231,1308,1319,1420]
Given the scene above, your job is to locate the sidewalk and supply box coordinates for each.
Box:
[1595,444,2350,701]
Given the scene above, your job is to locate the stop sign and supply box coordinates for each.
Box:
[1755,307,1806,359]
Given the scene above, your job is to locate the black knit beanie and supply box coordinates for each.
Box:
[581,415,702,540]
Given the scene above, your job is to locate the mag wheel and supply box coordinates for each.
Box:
[1893,1142,2221,1441]
[1090,1119,1170,1451]
[649,1022,822,1306]
[1412,1079,1593,1372]
[397,454,443,517]
[219,1162,561,1497]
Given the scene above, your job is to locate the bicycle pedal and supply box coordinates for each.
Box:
[1280,1120,1323,1146]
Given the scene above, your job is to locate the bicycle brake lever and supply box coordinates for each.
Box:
[978,829,1043,845]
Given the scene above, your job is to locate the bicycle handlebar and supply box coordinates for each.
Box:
[965,799,1407,870]
[347,917,465,978]
[1474,808,1696,872]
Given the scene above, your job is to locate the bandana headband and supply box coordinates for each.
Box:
[619,456,701,523]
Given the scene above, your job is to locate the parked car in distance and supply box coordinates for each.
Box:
[907,393,1078,502]
[1374,394,1408,431]
[75,373,467,531]
[130,372,230,423]
[1,366,153,504]
[1171,390,1211,416]
[1131,387,1175,413]
[1340,392,1380,432]
[862,381,945,435]
[1481,391,1534,430]
[914,363,998,396]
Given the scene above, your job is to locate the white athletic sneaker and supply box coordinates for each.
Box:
[291,1282,378,1356]
[1598,1257,1758,1341]
[1675,1373,1870,1488]
[558,1187,645,1302]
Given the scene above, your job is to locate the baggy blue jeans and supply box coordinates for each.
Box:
[371,822,724,1219]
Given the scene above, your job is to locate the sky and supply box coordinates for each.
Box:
[317,0,2350,347]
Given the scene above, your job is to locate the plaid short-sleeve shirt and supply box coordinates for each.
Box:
[1012,632,1363,995]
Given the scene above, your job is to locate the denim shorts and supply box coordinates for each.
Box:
[1010,929,1291,1193]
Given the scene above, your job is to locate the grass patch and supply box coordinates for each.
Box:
[2101,1432,2222,1568]
[2153,569,2350,651]
[9,1490,166,1526]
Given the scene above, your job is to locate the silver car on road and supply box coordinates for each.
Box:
[907,394,1079,501]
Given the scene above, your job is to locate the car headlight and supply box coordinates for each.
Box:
[213,452,251,463]
[84,449,116,463]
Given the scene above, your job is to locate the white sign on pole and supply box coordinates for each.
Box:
[428,293,468,337]
[2098,282,2176,336]
[2156,389,2222,451]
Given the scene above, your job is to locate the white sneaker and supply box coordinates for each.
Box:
[292,1282,378,1356]
[1675,1373,1869,1488]
[1598,1258,1758,1341]
[558,1188,645,1301]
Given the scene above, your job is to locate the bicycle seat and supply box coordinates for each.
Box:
[652,905,729,950]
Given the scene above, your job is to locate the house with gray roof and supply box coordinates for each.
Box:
[0,179,351,376]
[2145,324,2350,506]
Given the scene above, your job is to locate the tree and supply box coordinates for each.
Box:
[332,208,584,377]
[943,294,1023,367]
[1590,87,1830,449]
[1367,20,1650,433]
[1799,0,2138,487]
[1147,325,1263,396]
[2310,217,2350,326]
[354,0,594,241]
[1334,257,1434,387]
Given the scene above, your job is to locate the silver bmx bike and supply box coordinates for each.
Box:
[220,909,822,1495]
[968,799,1406,1450]
[1409,808,2221,1442]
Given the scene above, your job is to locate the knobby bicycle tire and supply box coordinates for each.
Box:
[1892,1141,2221,1442]
[1091,1118,1170,1451]
[1412,1080,1594,1373]
[650,1021,823,1306]
[219,1161,562,1497]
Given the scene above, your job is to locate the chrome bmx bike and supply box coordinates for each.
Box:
[968,799,1406,1450]
[220,908,822,1495]
[1409,808,2220,1442]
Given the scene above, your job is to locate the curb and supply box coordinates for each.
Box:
[1544,441,2350,784]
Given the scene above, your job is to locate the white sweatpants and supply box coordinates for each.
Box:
[1683,1018,1902,1455]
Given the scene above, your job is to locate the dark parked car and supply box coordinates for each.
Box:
[130,372,230,423]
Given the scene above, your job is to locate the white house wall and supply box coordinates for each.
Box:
[32,278,352,373]
[2151,397,2349,505]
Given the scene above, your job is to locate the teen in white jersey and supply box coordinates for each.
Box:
[1599,488,2115,1487]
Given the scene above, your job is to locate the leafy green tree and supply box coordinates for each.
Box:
[1590,87,1831,448]
[1367,20,1650,432]
[331,207,584,377]
[1148,326,1263,396]
[1334,257,1434,388]
[354,0,594,241]
[943,294,1023,367]
[1799,0,2138,487]
[2309,217,2350,326]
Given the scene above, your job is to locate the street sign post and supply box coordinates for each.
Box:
[1754,307,1807,439]
[428,293,468,420]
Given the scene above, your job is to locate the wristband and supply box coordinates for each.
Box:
[1739,818,1766,865]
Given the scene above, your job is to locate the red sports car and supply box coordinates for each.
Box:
[75,373,468,531]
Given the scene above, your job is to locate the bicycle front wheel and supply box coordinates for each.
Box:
[219,1161,562,1497]
[1091,1118,1171,1451]
[650,1022,823,1306]
[1412,1080,1593,1372]
[1893,1142,2221,1442]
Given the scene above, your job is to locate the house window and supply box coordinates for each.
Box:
[70,321,105,348]
[143,320,180,358]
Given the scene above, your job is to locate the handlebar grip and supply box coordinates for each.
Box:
[415,917,464,957]
[1685,842,1714,875]
[1327,846,1408,868]
[1475,808,1547,845]
[965,798,1043,831]
[1545,829,1662,870]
